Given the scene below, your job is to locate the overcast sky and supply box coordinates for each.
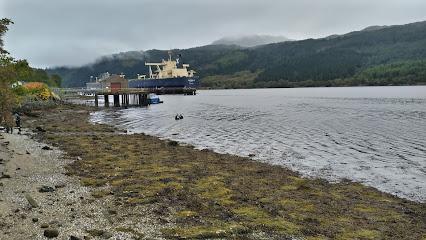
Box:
[1,0,425,68]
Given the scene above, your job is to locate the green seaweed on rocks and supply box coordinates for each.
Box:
[22,104,426,239]
[79,177,104,187]
[161,219,247,239]
[337,228,383,240]
[192,176,235,205]
[232,206,301,235]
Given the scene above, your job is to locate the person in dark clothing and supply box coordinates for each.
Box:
[15,113,21,133]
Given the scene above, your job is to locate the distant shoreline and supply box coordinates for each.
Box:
[198,82,426,90]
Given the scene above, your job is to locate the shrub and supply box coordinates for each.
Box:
[22,82,52,100]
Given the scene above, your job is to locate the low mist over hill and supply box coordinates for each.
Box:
[212,35,293,48]
[47,21,426,88]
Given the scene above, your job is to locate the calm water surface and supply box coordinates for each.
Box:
[91,86,426,202]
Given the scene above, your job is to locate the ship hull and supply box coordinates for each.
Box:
[129,76,199,89]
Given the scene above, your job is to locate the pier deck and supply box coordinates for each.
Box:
[63,88,150,107]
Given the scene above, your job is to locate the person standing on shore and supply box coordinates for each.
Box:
[15,113,21,133]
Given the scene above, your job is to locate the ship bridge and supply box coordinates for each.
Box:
[145,51,195,79]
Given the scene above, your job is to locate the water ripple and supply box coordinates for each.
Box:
[91,87,426,202]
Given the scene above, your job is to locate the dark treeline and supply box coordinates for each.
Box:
[47,21,426,88]
[28,69,63,88]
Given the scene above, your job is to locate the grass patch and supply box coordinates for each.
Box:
[232,206,301,234]
[92,191,110,198]
[337,228,382,239]
[355,206,402,221]
[280,199,315,212]
[192,176,235,205]
[80,177,104,187]
[162,219,247,239]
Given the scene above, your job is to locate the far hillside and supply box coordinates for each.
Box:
[47,21,426,88]
[211,35,293,48]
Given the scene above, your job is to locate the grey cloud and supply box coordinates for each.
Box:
[1,0,425,68]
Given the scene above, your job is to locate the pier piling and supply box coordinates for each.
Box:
[104,95,109,107]
[113,95,120,107]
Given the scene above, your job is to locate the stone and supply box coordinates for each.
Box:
[70,236,82,240]
[32,218,39,223]
[36,126,46,132]
[55,183,66,189]
[44,228,59,238]
[102,232,113,239]
[41,223,49,228]
[49,220,60,226]
[0,172,11,179]
[107,210,117,215]
[42,146,52,150]
[39,186,55,193]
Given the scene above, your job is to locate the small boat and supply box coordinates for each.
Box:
[148,93,160,104]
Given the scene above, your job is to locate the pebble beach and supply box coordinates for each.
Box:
[0,103,425,239]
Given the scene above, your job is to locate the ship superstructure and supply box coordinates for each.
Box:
[145,50,196,79]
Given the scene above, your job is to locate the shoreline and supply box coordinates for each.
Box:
[1,103,425,239]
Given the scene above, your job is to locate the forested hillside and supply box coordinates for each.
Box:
[211,35,293,48]
[47,21,426,88]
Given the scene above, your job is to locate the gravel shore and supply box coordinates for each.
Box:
[0,129,97,239]
[1,103,425,239]
[0,120,170,239]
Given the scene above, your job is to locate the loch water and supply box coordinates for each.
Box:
[90,86,426,202]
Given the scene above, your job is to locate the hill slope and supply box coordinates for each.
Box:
[47,21,426,88]
[212,35,293,48]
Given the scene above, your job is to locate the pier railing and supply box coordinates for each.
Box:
[61,87,196,96]
[61,87,148,95]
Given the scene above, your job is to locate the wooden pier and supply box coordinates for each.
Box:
[94,90,149,107]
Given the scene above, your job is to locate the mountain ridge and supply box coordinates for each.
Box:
[212,34,293,48]
[46,20,426,88]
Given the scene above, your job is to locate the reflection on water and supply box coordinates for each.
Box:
[91,86,426,202]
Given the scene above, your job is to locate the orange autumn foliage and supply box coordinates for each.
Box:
[22,82,51,100]
[23,82,45,89]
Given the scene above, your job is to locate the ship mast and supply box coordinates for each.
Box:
[168,50,173,62]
